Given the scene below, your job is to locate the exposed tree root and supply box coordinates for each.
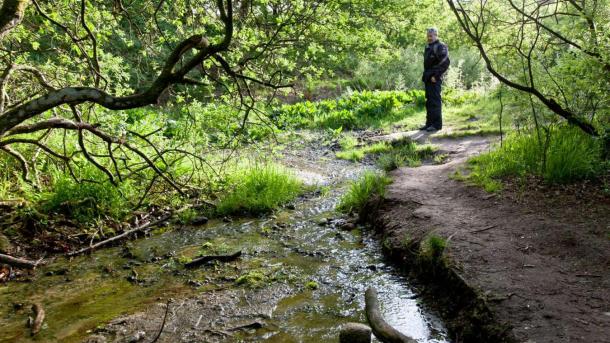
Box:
[365,287,416,343]
[30,303,45,336]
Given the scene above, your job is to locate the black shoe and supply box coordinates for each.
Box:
[419,125,429,131]
[426,126,439,132]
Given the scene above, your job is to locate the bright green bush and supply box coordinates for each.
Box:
[468,125,605,188]
[337,172,392,214]
[215,164,302,216]
[273,90,426,130]
[41,167,133,223]
[353,46,489,91]
[236,270,267,288]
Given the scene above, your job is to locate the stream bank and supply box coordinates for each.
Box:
[366,131,610,343]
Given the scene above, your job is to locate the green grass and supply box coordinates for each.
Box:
[236,270,267,288]
[40,167,134,223]
[467,125,606,190]
[336,141,391,161]
[394,92,506,136]
[274,90,426,130]
[376,139,438,171]
[420,234,447,260]
[215,164,302,216]
[337,172,392,214]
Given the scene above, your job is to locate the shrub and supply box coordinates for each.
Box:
[215,164,302,216]
[40,167,133,223]
[337,172,392,214]
[353,46,489,91]
[468,125,605,188]
[274,90,425,130]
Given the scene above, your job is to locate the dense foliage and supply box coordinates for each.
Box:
[0,0,607,233]
[466,126,607,191]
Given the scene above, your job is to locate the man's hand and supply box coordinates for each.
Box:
[431,76,437,83]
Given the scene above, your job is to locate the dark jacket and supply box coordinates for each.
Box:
[422,40,450,83]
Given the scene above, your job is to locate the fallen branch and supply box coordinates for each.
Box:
[30,303,45,336]
[0,253,41,269]
[228,321,264,331]
[66,214,171,257]
[365,287,416,343]
[469,225,497,234]
[185,251,242,268]
[149,300,171,343]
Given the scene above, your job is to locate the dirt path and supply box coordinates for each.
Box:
[371,131,610,342]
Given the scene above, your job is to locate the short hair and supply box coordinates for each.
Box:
[427,27,438,35]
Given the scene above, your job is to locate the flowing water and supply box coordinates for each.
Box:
[0,140,448,343]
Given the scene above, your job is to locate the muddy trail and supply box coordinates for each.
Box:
[370,131,610,342]
[0,132,449,343]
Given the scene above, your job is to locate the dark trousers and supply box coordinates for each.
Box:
[424,80,443,129]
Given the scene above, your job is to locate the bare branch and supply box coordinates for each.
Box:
[0,145,29,180]
[446,0,600,137]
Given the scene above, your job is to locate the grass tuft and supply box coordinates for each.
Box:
[376,139,438,171]
[336,142,391,162]
[215,164,302,216]
[337,171,392,214]
[236,270,267,288]
[41,167,133,223]
[419,234,448,261]
[467,125,605,188]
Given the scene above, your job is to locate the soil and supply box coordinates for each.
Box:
[368,131,610,343]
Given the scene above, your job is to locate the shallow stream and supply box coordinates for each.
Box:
[0,141,448,343]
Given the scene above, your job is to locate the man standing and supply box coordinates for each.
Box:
[421,28,450,132]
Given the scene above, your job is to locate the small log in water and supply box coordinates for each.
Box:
[365,287,417,343]
[66,214,171,257]
[184,251,242,268]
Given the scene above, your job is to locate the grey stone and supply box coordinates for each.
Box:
[339,322,372,343]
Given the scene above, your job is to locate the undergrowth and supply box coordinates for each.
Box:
[215,164,302,216]
[336,141,391,161]
[337,171,392,214]
[273,90,425,130]
[376,139,438,171]
[37,166,136,224]
[466,125,606,190]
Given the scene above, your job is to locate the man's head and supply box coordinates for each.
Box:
[426,28,438,44]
